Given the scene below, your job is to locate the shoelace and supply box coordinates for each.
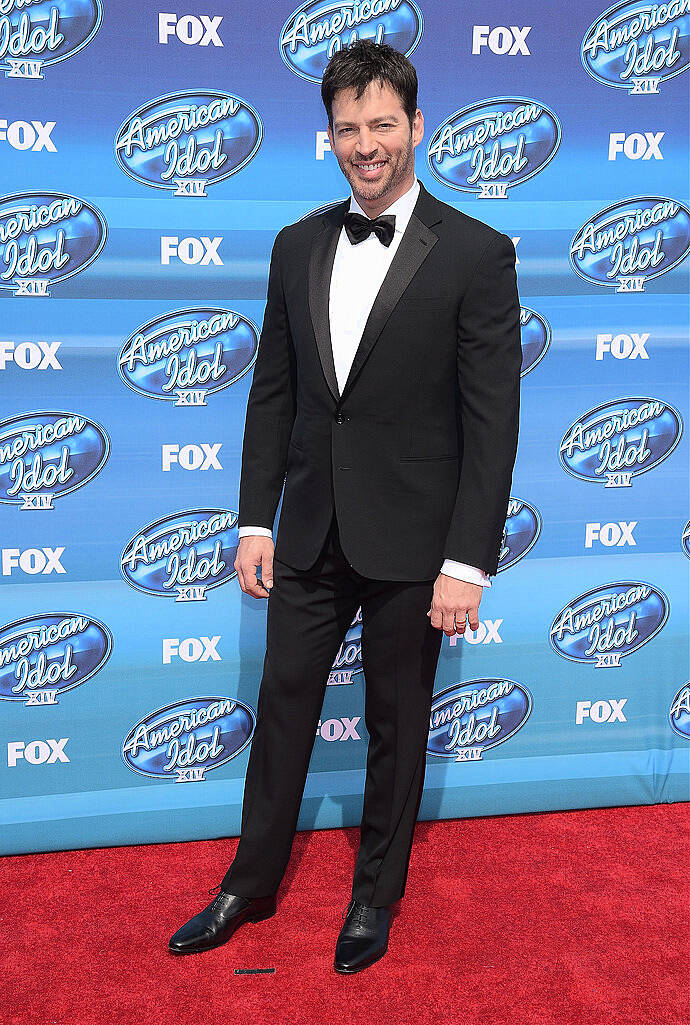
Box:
[342,898,372,925]
[208,883,228,909]
[207,883,252,911]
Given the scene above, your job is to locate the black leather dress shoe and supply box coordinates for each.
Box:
[168,887,276,954]
[334,899,391,973]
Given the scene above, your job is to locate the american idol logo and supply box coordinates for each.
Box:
[0,192,106,296]
[682,519,690,558]
[669,682,690,740]
[428,679,532,761]
[520,307,551,376]
[115,91,262,197]
[560,397,682,489]
[118,308,259,407]
[0,411,109,510]
[0,0,101,80]
[427,98,561,199]
[300,198,347,220]
[570,197,690,293]
[550,582,668,669]
[279,0,423,83]
[0,613,112,707]
[328,607,362,685]
[121,508,239,602]
[498,498,541,572]
[122,696,255,783]
[581,0,689,94]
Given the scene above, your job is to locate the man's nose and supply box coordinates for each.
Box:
[356,128,378,157]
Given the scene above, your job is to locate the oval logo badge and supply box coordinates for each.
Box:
[550,581,669,668]
[682,519,690,559]
[559,397,683,488]
[669,682,690,740]
[0,612,112,706]
[428,679,532,760]
[328,607,362,685]
[520,307,551,376]
[118,308,259,405]
[0,0,102,79]
[581,0,689,93]
[498,497,541,572]
[0,411,110,510]
[120,508,239,601]
[0,192,107,296]
[570,197,690,292]
[115,90,263,196]
[279,0,423,83]
[299,198,347,221]
[427,97,561,198]
[122,696,256,782]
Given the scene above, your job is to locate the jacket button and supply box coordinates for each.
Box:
[335,413,344,423]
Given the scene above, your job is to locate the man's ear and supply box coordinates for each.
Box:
[412,108,424,149]
[327,124,334,150]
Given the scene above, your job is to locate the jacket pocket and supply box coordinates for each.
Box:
[398,453,457,462]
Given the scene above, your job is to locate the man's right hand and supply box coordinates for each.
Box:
[234,536,275,598]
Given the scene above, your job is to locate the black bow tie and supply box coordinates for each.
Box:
[343,211,396,247]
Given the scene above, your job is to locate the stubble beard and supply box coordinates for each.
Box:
[339,137,415,208]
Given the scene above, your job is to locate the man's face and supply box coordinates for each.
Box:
[327,80,423,213]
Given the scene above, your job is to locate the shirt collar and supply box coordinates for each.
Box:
[348,177,420,234]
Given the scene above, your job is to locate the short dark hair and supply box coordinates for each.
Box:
[321,40,418,129]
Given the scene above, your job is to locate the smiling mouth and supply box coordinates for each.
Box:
[353,160,387,172]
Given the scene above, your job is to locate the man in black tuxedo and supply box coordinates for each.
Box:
[170,40,521,973]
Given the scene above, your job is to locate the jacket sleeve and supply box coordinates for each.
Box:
[442,232,521,576]
[238,228,297,530]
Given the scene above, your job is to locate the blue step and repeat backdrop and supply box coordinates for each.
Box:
[0,0,688,855]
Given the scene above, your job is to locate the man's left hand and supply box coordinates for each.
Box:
[427,574,483,636]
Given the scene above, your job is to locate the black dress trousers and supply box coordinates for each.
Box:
[221,510,443,907]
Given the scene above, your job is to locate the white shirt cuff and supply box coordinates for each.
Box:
[440,559,491,587]
[238,526,273,539]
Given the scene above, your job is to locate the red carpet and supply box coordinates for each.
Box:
[2,804,688,1025]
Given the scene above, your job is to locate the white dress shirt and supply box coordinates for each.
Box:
[239,177,491,588]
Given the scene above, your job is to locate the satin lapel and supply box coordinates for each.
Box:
[338,210,439,403]
[308,204,347,403]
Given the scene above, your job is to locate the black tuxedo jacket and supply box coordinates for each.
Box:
[238,181,521,580]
